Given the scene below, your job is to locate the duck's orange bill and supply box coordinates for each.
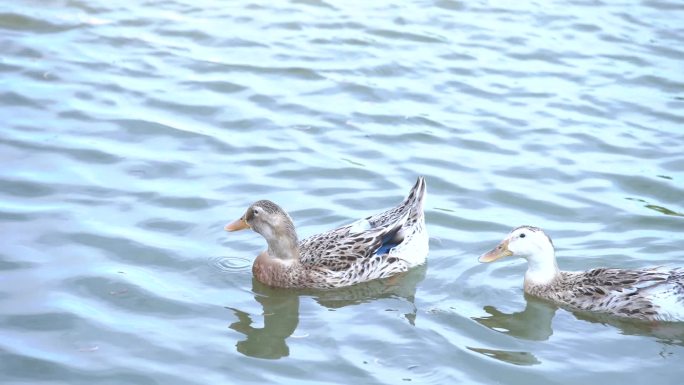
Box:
[479,239,512,263]
[224,218,249,232]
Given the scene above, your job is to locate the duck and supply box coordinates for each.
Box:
[479,226,684,322]
[224,177,429,289]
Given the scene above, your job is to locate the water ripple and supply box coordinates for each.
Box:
[209,256,253,272]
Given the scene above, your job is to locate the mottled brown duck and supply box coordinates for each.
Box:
[225,177,429,289]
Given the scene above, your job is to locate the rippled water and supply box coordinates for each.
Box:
[2,0,684,383]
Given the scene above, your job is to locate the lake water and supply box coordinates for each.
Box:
[1,0,683,384]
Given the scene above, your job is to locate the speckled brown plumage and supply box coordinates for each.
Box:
[227,177,429,289]
[526,267,684,320]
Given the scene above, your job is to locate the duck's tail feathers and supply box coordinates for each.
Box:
[362,176,427,229]
[405,176,426,210]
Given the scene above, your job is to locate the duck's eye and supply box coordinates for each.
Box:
[252,207,260,216]
[520,233,526,238]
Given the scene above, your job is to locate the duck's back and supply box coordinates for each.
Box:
[297,177,428,288]
[531,267,684,321]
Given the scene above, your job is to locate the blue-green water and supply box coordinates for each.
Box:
[1,0,683,384]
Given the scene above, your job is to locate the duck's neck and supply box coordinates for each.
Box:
[262,223,300,262]
[523,246,560,289]
[266,236,299,261]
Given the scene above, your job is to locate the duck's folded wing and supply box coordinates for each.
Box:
[571,267,684,318]
[575,267,671,292]
[299,211,410,272]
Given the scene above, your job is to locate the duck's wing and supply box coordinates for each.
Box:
[299,210,411,272]
[298,176,427,272]
[575,267,680,292]
[566,267,684,319]
[636,268,684,320]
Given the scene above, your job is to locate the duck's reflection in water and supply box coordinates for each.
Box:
[471,293,684,365]
[228,264,426,359]
[228,287,300,359]
[476,293,684,343]
[465,295,555,366]
[474,294,557,342]
[466,346,541,366]
[572,307,684,346]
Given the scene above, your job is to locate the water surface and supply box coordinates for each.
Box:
[1,0,684,384]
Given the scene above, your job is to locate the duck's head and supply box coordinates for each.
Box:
[224,200,296,241]
[479,226,555,263]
